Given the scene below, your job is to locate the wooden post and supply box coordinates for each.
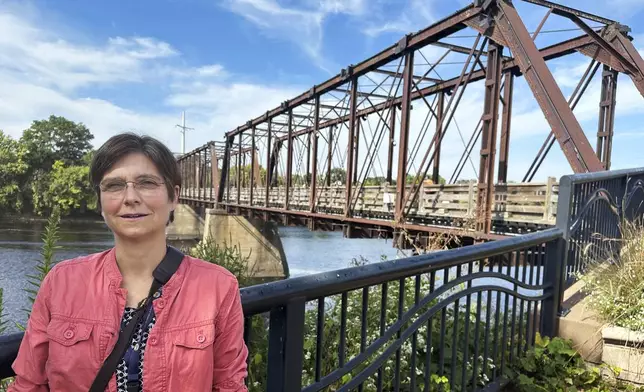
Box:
[543,176,555,221]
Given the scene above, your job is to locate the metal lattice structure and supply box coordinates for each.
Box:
[177,0,644,244]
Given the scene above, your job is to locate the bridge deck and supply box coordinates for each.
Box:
[180,179,558,241]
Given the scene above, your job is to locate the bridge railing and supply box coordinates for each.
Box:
[2,168,644,391]
[184,179,560,226]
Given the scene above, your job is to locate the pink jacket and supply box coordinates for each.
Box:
[8,248,249,391]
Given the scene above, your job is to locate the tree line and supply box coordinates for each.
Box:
[0,115,96,217]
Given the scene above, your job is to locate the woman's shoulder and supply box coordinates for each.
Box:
[182,256,240,287]
[46,249,112,283]
[51,249,111,271]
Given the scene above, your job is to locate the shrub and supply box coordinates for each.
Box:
[506,333,644,392]
[187,235,258,288]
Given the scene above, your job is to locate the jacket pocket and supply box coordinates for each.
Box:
[173,324,215,349]
[166,323,216,389]
[46,317,98,364]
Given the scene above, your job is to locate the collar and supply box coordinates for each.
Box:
[104,247,188,300]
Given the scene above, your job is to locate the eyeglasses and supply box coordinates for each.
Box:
[99,178,166,196]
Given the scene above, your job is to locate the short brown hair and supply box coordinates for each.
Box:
[90,132,182,222]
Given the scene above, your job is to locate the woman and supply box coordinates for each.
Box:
[9,133,248,391]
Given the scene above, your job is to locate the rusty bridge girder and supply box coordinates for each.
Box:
[177,0,644,244]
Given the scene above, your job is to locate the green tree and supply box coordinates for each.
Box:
[32,160,96,216]
[329,167,346,185]
[0,131,29,212]
[230,164,268,187]
[20,115,94,170]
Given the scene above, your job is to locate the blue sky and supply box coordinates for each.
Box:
[1,0,644,182]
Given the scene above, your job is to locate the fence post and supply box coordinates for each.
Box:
[266,297,306,392]
[541,237,565,337]
[543,176,555,221]
[467,180,475,218]
[553,175,573,316]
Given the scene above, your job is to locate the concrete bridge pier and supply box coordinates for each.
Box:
[167,205,289,281]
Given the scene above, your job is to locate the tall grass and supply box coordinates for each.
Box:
[0,289,7,335]
[581,218,644,331]
[0,208,61,390]
[20,206,61,325]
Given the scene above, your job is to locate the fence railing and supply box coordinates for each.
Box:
[240,228,561,391]
[2,167,644,391]
[555,167,644,289]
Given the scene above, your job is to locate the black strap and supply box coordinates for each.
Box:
[89,246,184,392]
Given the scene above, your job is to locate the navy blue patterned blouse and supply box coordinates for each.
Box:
[115,289,161,391]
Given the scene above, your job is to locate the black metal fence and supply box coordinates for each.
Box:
[555,167,644,289]
[1,168,643,391]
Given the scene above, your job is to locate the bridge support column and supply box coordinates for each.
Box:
[476,41,503,234]
[168,205,288,281]
[596,65,618,169]
[203,208,289,281]
[497,70,514,184]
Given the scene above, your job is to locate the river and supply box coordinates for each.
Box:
[0,215,402,332]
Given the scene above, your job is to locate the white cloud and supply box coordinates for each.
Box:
[0,2,301,154]
[363,0,437,38]
[223,0,367,72]
[0,11,179,92]
[319,0,366,15]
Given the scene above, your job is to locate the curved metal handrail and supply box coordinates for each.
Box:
[562,166,644,185]
[622,178,644,212]
[241,228,561,315]
[568,187,619,235]
[336,284,549,391]
[302,270,549,391]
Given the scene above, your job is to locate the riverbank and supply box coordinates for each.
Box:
[1,212,103,225]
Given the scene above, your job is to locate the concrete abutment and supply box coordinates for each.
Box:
[167,204,288,281]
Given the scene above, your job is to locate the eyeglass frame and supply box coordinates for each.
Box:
[98,176,168,197]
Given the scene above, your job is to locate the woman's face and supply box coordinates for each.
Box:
[99,152,179,241]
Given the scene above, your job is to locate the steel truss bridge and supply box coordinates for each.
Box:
[177,0,644,245]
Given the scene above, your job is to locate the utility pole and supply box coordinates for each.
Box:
[176,111,194,154]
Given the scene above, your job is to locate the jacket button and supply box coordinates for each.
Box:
[64,330,75,339]
[197,334,205,343]
[157,299,166,309]
[149,337,158,345]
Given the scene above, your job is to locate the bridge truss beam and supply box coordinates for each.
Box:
[178,0,644,243]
